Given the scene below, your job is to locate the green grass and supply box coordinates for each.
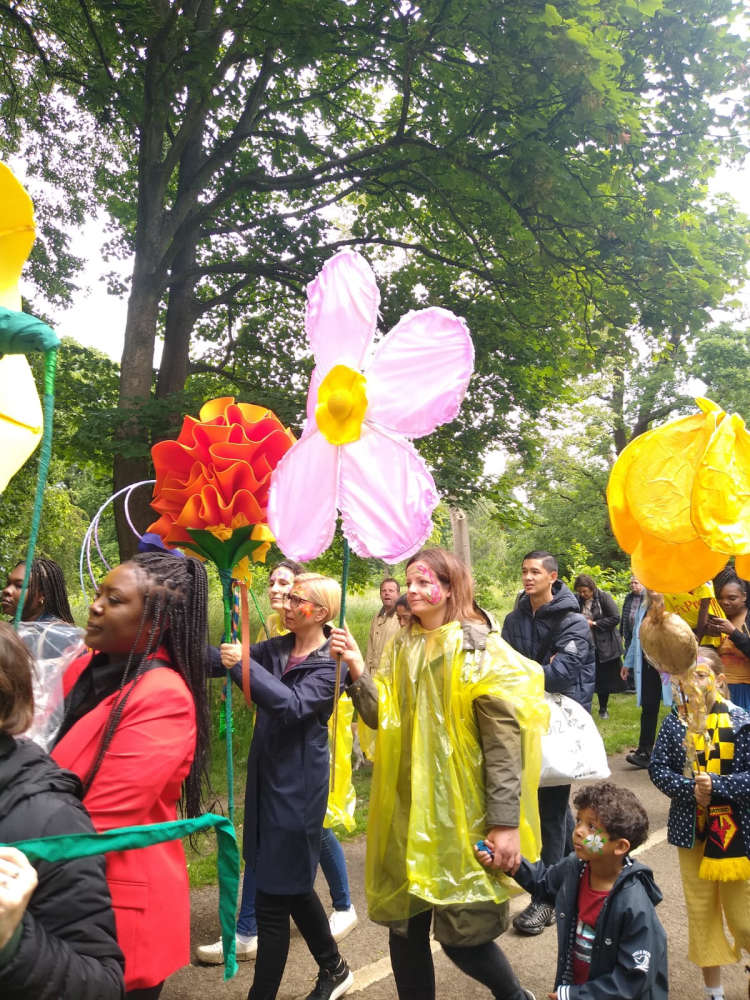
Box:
[594,691,669,755]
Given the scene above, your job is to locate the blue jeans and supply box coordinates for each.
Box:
[319,827,351,911]
[238,828,351,935]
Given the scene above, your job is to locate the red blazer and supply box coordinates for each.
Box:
[52,651,196,991]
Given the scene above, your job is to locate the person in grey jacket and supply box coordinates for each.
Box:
[503,782,667,1000]
[573,575,625,720]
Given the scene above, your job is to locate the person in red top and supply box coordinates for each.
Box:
[52,551,210,1000]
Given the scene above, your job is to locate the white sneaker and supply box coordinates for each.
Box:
[195,934,257,965]
[328,905,358,942]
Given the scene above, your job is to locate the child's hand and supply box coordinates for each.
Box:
[548,993,558,1000]
[220,642,241,669]
[329,627,365,681]
[694,772,712,807]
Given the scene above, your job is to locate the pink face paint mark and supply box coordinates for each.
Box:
[414,563,442,605]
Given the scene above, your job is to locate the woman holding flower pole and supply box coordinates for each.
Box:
[331,547,545,1000]
[198,560,357,965]
[222,572,353,1000]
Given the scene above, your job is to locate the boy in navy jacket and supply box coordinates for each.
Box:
[483,782,667,999]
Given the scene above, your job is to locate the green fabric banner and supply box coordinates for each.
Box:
[0,308,60,354]
[3,812,239,980]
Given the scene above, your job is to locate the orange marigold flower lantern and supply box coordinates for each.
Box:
[148,397,295,821]
[148,397,294,574]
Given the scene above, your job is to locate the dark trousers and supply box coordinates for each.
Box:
[127,987,164,1000]
[533,784,573,902]
[248,888,340,1000]
[595,655,624,713]
[638,659,663,754]
[388,909,525,1000]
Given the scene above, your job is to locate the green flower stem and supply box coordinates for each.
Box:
[330,538,350,787]
[218,567,235,822]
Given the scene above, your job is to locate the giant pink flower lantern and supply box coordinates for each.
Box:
[268,250,474,562]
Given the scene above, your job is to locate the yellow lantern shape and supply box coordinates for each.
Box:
[0,162,43,491]
[607,398,750,592]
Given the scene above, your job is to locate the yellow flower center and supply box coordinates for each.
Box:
[315,364,368,446]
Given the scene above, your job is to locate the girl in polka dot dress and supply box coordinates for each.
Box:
[648,653,750,1000]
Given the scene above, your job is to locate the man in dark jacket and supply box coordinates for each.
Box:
[501,550,595,936]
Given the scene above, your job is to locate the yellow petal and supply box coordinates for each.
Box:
[624,405,724,544]
[0,355,43,491]
[691,413,750,554]
[607,433,649,553]
[630,532,727,594]
[0,163,36,311]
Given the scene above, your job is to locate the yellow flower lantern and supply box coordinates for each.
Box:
[607,398,750,591]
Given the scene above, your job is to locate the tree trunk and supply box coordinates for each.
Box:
[113,273,162,560]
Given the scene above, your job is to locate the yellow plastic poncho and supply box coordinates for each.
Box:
[365,621,548,923]
[257,613,356,831]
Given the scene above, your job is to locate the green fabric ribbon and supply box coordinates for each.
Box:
[0,307,60,354]
[3,812,239,980]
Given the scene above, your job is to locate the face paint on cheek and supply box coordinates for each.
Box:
[583,831,608,853]
[414,563,442,604]
[299,603,313,618]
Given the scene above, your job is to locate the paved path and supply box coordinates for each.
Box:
[163,752,750,1000]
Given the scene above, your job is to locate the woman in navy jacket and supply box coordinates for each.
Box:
[222,572,352,1000]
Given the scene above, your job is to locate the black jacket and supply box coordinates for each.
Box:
[502,581,596,710]
[579,588,623,663]
[0,733,124,999]
[514,854,668,1000]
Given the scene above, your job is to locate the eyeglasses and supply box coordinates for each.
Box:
[282,593,324,611]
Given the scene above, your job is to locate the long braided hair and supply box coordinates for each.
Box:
[15,557,74,623]
[82,551,210,818]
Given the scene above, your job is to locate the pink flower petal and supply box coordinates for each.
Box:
[306,250,379,374]
[268,430,338,561]
[305,365,322,425]
[338,428,438,561]
[366,307,474,438]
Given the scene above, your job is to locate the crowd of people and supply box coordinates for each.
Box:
[1,547,750,1000]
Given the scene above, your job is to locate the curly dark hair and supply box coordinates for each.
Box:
[573,782,649,851]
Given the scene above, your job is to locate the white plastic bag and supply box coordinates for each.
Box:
[539,691,610,787]
[18,621,85,751]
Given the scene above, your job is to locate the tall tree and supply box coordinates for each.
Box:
[1,0,749,555]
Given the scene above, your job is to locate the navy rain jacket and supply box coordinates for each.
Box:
[514,854,668,1000]
[229,631,344,894]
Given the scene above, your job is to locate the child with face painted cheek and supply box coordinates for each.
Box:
[505,782,667,1000]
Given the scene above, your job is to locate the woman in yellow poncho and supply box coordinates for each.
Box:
[331,547,547,1000]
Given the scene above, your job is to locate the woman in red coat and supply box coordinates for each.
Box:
[52,551,210,999]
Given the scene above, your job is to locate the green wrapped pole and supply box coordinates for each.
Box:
[218,568,235,822]
[4,812,240,980]
[329,538,350,787]
[14,347,58,627]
